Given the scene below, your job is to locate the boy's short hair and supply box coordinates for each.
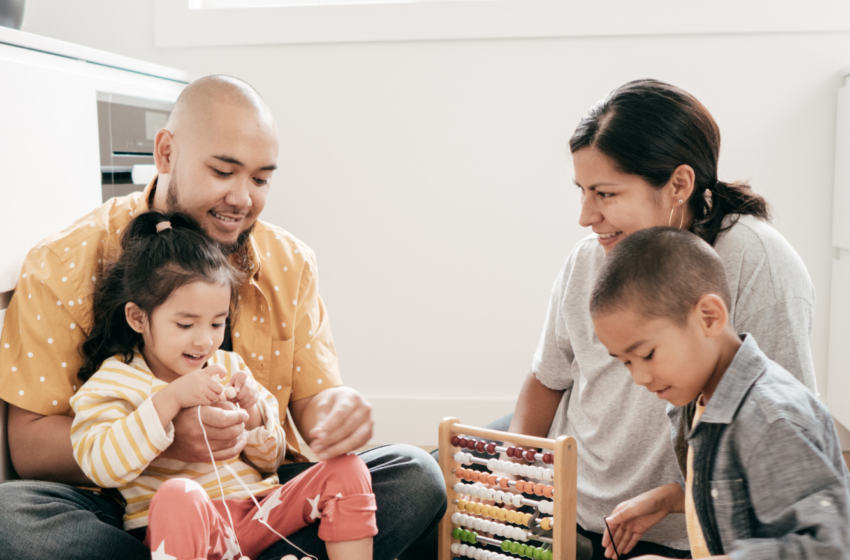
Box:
[590,227,732,326]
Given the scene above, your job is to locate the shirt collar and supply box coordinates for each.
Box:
[698,333,767,425]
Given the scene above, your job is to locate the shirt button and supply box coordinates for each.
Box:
[710,489,719,498]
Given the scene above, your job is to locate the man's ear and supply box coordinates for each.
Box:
[125,303,147,334]
[695,294,728,337]
[154,128,173,174]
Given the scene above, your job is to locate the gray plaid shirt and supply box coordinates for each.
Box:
[667,334,850,559]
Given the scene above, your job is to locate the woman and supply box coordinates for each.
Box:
[509,79,817,559]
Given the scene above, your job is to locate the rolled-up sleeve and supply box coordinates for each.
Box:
[531,263,575,392]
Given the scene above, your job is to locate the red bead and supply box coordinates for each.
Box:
[486,443,496,455]
[451,436,459,447]
[458,437,467,449]
[464,439,474,450]
[515,447,524,461]
[476,441,486,453]
[525,449,537,462]
[542,453,553,464]
[506,446,516,458]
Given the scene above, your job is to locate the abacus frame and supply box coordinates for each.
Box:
[437,417,577,560]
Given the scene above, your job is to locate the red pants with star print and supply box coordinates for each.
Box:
[144,454,377,560]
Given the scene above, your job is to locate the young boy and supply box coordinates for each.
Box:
[589,227,850,560]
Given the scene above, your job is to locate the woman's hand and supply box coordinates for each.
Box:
[602,483,684,559]
[227,370,262,430]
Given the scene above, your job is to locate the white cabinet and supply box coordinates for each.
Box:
[829,74,850,432]
[0,27,186,481]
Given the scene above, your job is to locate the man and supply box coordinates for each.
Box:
[0,75,444,560]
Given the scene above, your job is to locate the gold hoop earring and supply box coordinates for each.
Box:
[668,199,684,228]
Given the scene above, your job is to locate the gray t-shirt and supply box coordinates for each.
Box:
[532,214,816,549]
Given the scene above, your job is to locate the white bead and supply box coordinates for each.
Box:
[487,458,498,471]
[459,544,469,555]
[474,518,485,531]
[465,453,474,465]
[454,483,464,495]
[544,469,554,482]
[494,490,504,503]
[512,494,524,508]
[520,465,532,478]
[488,521,499,534]
[484,489,495,501]
[519,530,529,542]
[451,512,461,524]
[494,522,505,536]
[465,548,475,558]
[460,514,471,525]
[454,452,466,464]
[452,543,461,554]
[535,467,545,479]
[476,549,486,560]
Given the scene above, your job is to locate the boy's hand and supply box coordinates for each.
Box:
[227,370,260,411]
[602,483,684,558]
[170,365,227,408]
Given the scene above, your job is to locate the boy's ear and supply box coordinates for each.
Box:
[125,303,147,334]
[695,294,728,337]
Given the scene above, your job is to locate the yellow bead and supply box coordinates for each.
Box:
[524,513,533,526]
[541,517,552,531]
[506,511,516,524]
[472,503,482,515]
[496,509,506,520]
[457,500,467,510]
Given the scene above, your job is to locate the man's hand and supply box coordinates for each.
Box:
[290,386,373,461]
[602,483,684,559]
[159,401,249,463]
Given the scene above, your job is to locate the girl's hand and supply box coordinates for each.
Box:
[227,370,262,430]
[228,370,260,411]
[602,483,684,558]
[171,365,228,409]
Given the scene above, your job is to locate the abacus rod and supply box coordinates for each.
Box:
[449,424,556,450]
[464,455,553,483]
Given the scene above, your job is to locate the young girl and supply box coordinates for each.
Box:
[71,211,377,560]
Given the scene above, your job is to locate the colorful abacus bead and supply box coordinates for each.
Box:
[506,446,516,458]
[542,452,553,464]
[514,447,524,460]
[486,442,496,454]
[476,440,486,453]
[525,449,537,461]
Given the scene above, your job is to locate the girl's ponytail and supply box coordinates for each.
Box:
[78,211,244,382]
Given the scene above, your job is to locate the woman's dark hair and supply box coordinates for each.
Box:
[569,79,770,245]
[78,211,245,382]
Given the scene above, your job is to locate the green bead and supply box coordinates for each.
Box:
[510,542,520,554]
[520,544,529,556]
[533,547,542,559]
[543,550,553,560]
[470,532,477,545]
[501,541,510,552]
[452,527,461,540]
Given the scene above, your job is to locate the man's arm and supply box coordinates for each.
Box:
[507,370,565,438]
[8,404,91,485]
[8,402,250,484]
[289,386,373,461]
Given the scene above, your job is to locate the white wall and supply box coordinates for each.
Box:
[21,1,850,445]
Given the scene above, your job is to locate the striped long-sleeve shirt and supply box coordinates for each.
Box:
[70,350,286,530]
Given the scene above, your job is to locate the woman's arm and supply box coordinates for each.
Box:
[508,370,565,438]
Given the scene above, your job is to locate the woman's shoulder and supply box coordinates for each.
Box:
[715,215,813,299]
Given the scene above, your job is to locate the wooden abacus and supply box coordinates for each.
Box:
[438,417,577,560]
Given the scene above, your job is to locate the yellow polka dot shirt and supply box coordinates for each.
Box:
[0,179,342,462]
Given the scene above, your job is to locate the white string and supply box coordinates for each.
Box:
[198,405,245,558]
[198,402,318,560]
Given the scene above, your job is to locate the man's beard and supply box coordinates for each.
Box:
[165,176,254,262]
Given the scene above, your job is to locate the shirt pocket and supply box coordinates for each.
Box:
[270,338,295,408]
[710,478,754,541]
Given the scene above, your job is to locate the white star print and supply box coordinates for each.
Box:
[336,493,343,499]
[220,523,242,560]
[252,486,284,523]
[180,478,207,498]
[307,494,322,520]
[151,541,177,560]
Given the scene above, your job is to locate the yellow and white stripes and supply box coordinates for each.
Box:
[70,350,287,530]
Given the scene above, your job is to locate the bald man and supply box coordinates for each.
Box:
[0,76,445,560]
